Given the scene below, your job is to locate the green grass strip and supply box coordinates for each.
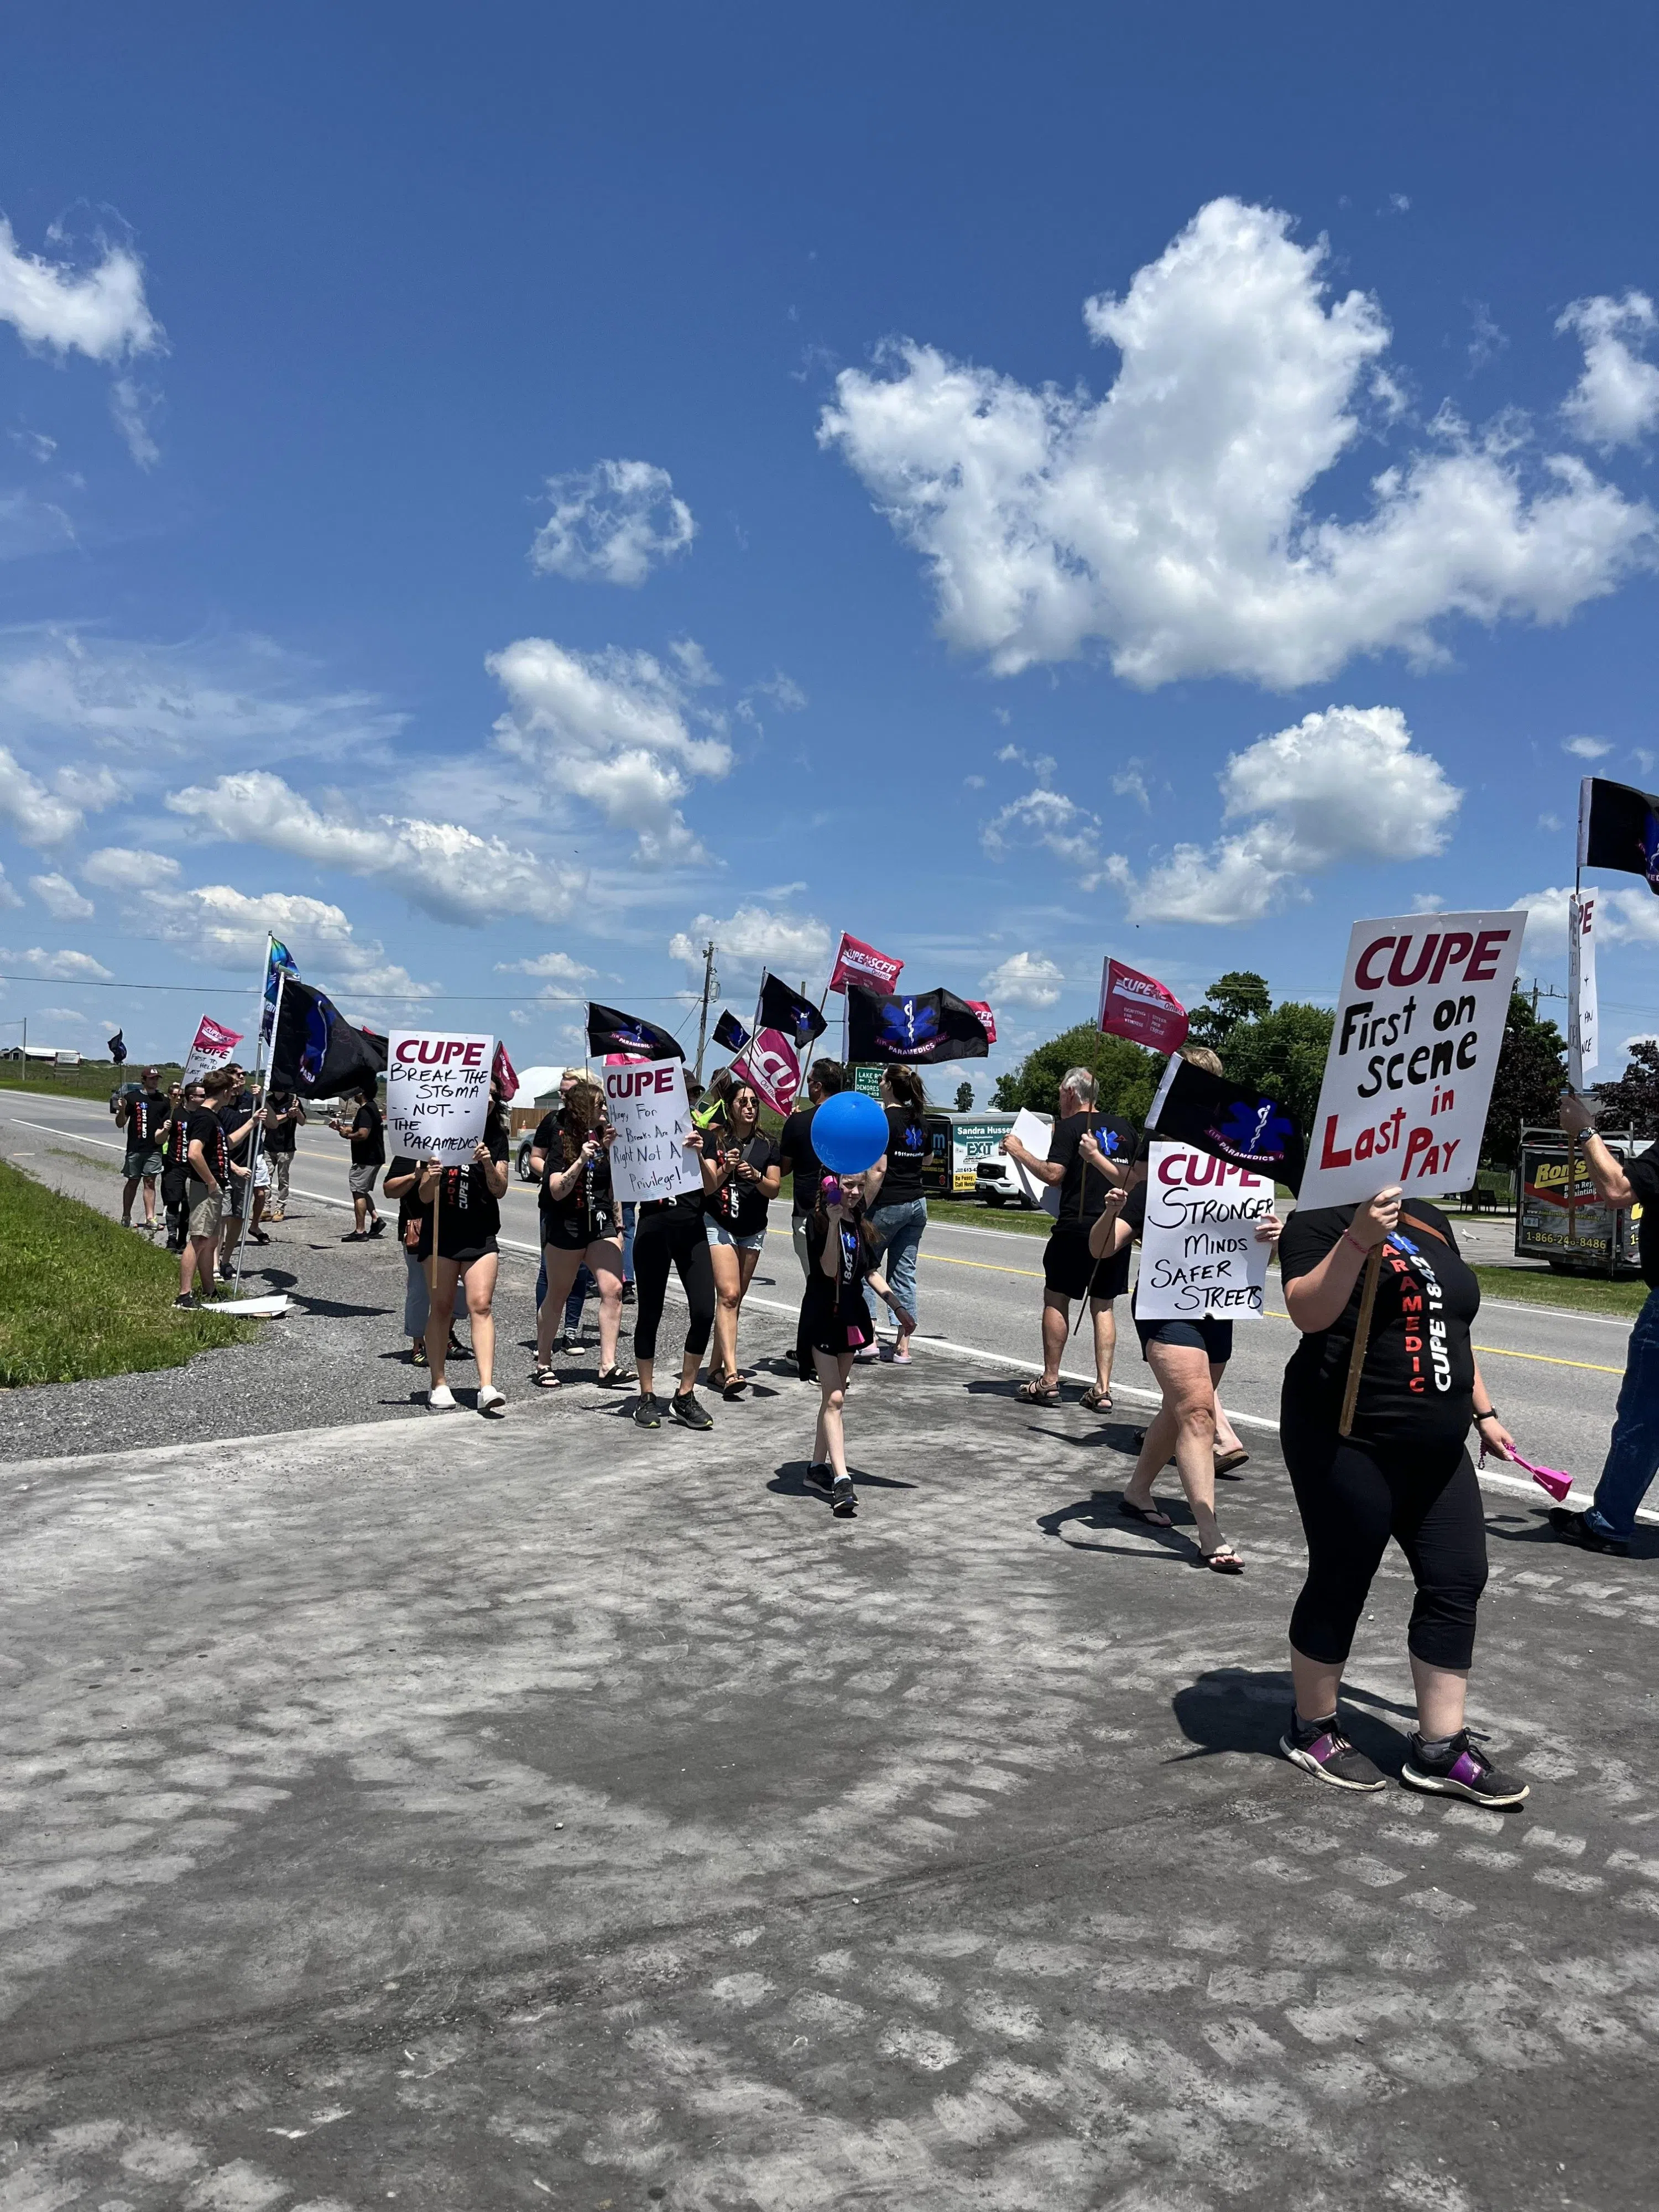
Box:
[0,1158,256,1386]
[925,1195,1055,1238]
[1470,1264,1648,1318]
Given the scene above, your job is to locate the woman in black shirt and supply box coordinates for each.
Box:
[700,1078,781,1399]
[861,1066,930,1366]
[529,1073,631,1389]
[415,1083,512,1417]
[802,1169,913,1515]
[1276,1183,1527,1807]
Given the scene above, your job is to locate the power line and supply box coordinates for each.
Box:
[0,973,692,1005]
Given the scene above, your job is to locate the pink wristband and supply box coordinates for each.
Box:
[1341,1229,1370,1259]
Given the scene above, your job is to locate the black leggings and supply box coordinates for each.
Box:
[632,1207,715,1362]
[1284,1409,1488,1672]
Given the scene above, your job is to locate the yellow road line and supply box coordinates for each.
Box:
[1472,1344,1623,1375]
[922,1250,1044,1279]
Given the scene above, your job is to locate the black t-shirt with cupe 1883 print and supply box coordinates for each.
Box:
[413,1123,509,1259]
[1278,1201,1479,1449]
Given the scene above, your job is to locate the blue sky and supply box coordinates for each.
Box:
[2,4,1657,1091]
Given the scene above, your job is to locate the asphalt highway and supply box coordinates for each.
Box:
[7,1089,1641,1514]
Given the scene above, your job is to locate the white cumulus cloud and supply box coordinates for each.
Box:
[488,638,731,862]
[529,459,695,586]
[127,883,425,998]
[28,872,93,920]
[81,846,181,890]
[820,197,1655,687]
[0,215,161,362]
[494,951,595,982]
[1558,293,1659,450]
[166,769,582,926]
[1116,705,1461,925]
[0,864,22,910]
[0,944,113,980]
[983,951,1064,1008]
[1563,735,1613,760]
[1514,883,1659,952]
[982,786,1110,890]
[0,743,82,844]
[668,904,833,980]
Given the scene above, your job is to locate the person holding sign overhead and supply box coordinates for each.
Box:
[529,1072,632,1390]
[1274,1186,1528,1805]
[415,1078,512,1417]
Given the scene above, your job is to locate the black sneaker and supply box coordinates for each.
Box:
[174,1292,198,1311]
[670,1389,713,1431]
[805,1462,833,1493]
[633,1392,661,1429]
[1279,1710,1387,1793]
[341,1229,367,1242]
[620,1282,635,1305]
[831,1472,855,1516]
[367,1216,386,1239]
[1547,1506,1630,1556]
[1401,1730,1529,1808]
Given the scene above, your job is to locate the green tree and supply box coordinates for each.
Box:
[1480,992,1566,1168]
[954,1080,974,1113]
[1590,1037,1659,1136]
[992,1024,1161,1122]
[1219,1001,1335,1136]
[1187,971,1272,1051]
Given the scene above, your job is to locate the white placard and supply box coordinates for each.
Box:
[387,1029,494,1162]
[1009,1108,1060,1215]
[1569,891,1598,1088]
[1135,1140,1275,1321]
[1298,911,1524,1209]
[604,1060,703,1204]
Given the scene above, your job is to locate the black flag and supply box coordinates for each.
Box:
[713,1009,750,1052]
[586,1002,685,1061]
[270,981,388,1099]
[1146,1055,1304,1193]
[759,972,828,1048]
[108,1030,127,1065]
[1579,775,1659,894]
[848,985,990,1064]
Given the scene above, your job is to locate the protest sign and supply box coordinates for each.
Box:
[731,1027,801,1115]
[1298,911,1524,1210]
[1134,1140,1275,1322]
[387,1030,493,1162]
[181,1015,244,1084]
[604,1058,703,1204]
[1008,1108,1060,1215]
[828,931,904,995]
[1569,891,1598,1088]
[1098,957,1189,1053]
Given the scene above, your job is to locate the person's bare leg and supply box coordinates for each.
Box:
[1090,1298,1117,1393]
[708,1242,740,1381]
[1144,1343,1230,1557]
[427,1259,461,1390]
[122,1173,139,1226]
[1291,1649,1345,1724]
[354,1191,368,1233]
[589,1241,624,1369]
[537,1249,582,1365]
[465,1254,498,1388]
[815,1350,852,1477]
[1214,1394,1246,1459]
[732,1246,762,1374]
[1410,1656,1469,1741]
[679,1345,701,1396]
[142,1173,159,1228]
[1040,1293,1068,1387]
[1124,1404,1178,1517]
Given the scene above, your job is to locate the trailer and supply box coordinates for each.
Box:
[1514,1125,1648,1275]
[920,1109,1021,1199]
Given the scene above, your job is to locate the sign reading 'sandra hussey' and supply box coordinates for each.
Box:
[1298,912,1523,1210]
[387,1030,494,1161]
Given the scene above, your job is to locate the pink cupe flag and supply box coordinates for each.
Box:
[1097,957,1189,1054]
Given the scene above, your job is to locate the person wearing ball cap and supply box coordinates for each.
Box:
[800,1093,913,1516]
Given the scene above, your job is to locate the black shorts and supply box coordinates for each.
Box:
[436,1238,498,1267]
[1134,1312,1234,1363]
[541,1214,614,1253]
[1043,1227,1130,1303]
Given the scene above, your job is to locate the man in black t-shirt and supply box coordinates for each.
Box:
[331,1083,387,1240]
[116,1065,170,1232]
[999,1066,1135,1408]
[1551,1097,1659,1553]
[263,1088,305,1220]
[779,1057,847,1382]
[176,1080,229,1307]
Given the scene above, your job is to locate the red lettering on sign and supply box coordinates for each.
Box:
[1465,927,1512,982]
[1320,1115,1353,1169]
[1355,937,1396,990]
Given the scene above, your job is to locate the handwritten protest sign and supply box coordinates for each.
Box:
[387,1029,493,1162]
[1299,910,1523,1210]
[605,1059,703,1204]
[1008,1108,1060,1215]
[181,1015,244,1084]
[1135,1140,1275,1321]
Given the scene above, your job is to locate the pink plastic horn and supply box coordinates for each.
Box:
[1484,1446,1573,1503]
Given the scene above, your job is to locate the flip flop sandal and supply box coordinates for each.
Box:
[722,1376,749,1400]
[1119,1497,1173,1527]
[533,1365,562,1389]
[1017,1378,1061,1405]
[1202,1546,1245,1575]
[1213,1448,1250,1477]
[1079,1385,1113,1412]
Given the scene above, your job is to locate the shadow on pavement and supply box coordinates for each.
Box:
[1036,1490,1198,1563]
[768,1459,918,1504]
[1171,1665,1406,1774]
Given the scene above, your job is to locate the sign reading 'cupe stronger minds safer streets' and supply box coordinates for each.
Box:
[387,1030,494,1162]
[1297,911,1524,1211]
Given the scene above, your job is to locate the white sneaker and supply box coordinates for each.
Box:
[427,1384,457,1412]
[477,1384,507,1418]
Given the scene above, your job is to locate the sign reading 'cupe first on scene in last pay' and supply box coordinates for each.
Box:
[1297,911,1524,1210]
[387,1030,494,1162]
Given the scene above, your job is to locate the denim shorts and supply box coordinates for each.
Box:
[706,1219,765,1252]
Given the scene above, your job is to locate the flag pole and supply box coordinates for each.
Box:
[232,938,280,1298]
[1337,1246,1384,1438]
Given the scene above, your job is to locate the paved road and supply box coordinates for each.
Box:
[7,1091,1637,1506]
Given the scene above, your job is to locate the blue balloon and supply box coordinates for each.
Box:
[812,1089,890,1176]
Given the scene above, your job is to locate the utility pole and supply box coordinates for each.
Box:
[693,940,717,1079]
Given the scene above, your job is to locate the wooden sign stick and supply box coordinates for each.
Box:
[1338,1244,1384,1438]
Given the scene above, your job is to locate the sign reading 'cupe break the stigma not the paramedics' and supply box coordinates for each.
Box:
[1135,1141,1275,1321]
[604,1059,703,1205]
[1297,911,1524,1210]
[387,1030,494,1162]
